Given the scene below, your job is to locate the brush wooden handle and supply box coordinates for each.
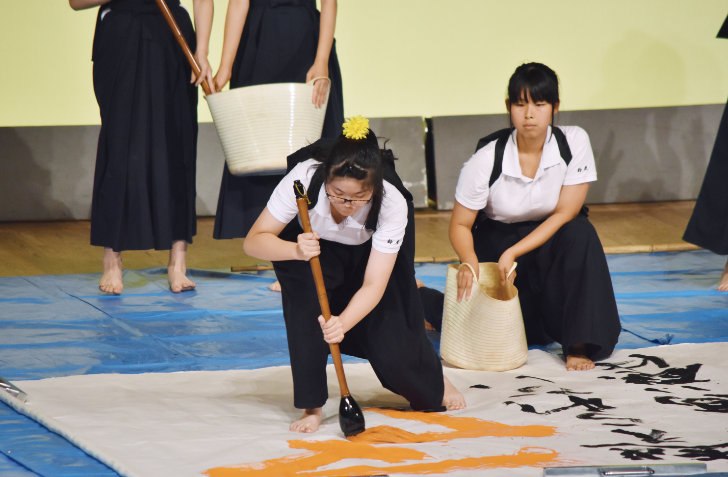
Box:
[294,190,351,398]
[153,0,213,95]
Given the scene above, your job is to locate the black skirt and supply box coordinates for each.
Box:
[683,98,728,255]
[471,209,621,361]
[213,0,345,239]
[272,201,445,411]
[90,0,198,252]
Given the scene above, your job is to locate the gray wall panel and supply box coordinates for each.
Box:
[0,125,98,221]
[195,123,227,217]
[560,105,722,204]
[431,104,723,210]
[0,124,227,222]
[369,117,428,208]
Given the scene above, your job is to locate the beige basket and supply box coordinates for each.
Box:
[440,262,527,371]
[205,78,330,176]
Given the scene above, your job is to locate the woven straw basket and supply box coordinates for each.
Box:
[440,262,528,371]
[205,78,330,176]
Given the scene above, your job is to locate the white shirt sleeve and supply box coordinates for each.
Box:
[371,184,408,254]
[562,126,598,186]
[453,144,495,211]
[266,160,317,225]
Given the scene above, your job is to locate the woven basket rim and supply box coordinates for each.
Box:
[446,263,519,302]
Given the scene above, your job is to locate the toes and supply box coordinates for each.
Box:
[567,361,594,371]
[290,422,314,433]
[445,402,466,411]
[100,283,122,295]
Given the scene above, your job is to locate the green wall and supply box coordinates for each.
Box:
[3,0,727,127]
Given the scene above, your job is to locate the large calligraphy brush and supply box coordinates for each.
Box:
[154,0,213,95]
[293,180,366,437]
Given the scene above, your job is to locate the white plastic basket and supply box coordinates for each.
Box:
[440,262,527,371]
[205,78,330,176]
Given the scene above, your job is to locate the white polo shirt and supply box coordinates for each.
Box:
[454,126,597,223]
[267,159,408,254]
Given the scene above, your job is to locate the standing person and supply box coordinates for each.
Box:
[243,117,465,433]
[683,15,728,291]
[70,0,215,294]
[211,0,344,248]
[447,63,621,371]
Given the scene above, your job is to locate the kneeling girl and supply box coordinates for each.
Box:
[244,117,465,433]
[448,63,621,371]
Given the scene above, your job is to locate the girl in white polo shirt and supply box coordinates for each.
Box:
[244,117,465,433]
[448,63,621,371]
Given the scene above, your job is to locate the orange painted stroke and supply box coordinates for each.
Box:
[349,408,556,444]
[205,409,560,477]
[206,445,560,477]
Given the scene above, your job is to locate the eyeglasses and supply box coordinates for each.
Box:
[325,191,372,206]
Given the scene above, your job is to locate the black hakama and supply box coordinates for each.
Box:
[213,0,345,240]
[90,0,198,252]
[683,98,728,255]
[470,209,621,361]
[273,202,445,411]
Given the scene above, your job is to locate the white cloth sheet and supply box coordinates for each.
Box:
[8,343,728,477]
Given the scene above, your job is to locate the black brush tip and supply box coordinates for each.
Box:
[340,395,365,437]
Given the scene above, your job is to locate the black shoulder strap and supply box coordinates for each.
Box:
[474,128,512,188]
[363,159,412,231]
[474,128,512,154]
[551,127,572,165]
[285,138,335,174]
[475,126,573,188]
[306,169,325,210]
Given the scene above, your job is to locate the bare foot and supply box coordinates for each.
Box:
[269,280,281,292]
[290,408,322,433]
[719,259,728,292]
[566,344,595,371]
[168,240,195,293]
[442,375,466,410]
[99,248,123,295]
[168,267,196,293]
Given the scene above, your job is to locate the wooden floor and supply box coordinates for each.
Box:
[0,201,699,277]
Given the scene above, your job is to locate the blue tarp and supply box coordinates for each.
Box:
[0,250,727,476]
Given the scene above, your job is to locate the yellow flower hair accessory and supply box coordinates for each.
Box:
[342,115,370,140]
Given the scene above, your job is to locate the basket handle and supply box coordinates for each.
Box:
[507,262,517,280]
[458,262,478,280]
[458,262,517,280]
[307,76,331,89]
